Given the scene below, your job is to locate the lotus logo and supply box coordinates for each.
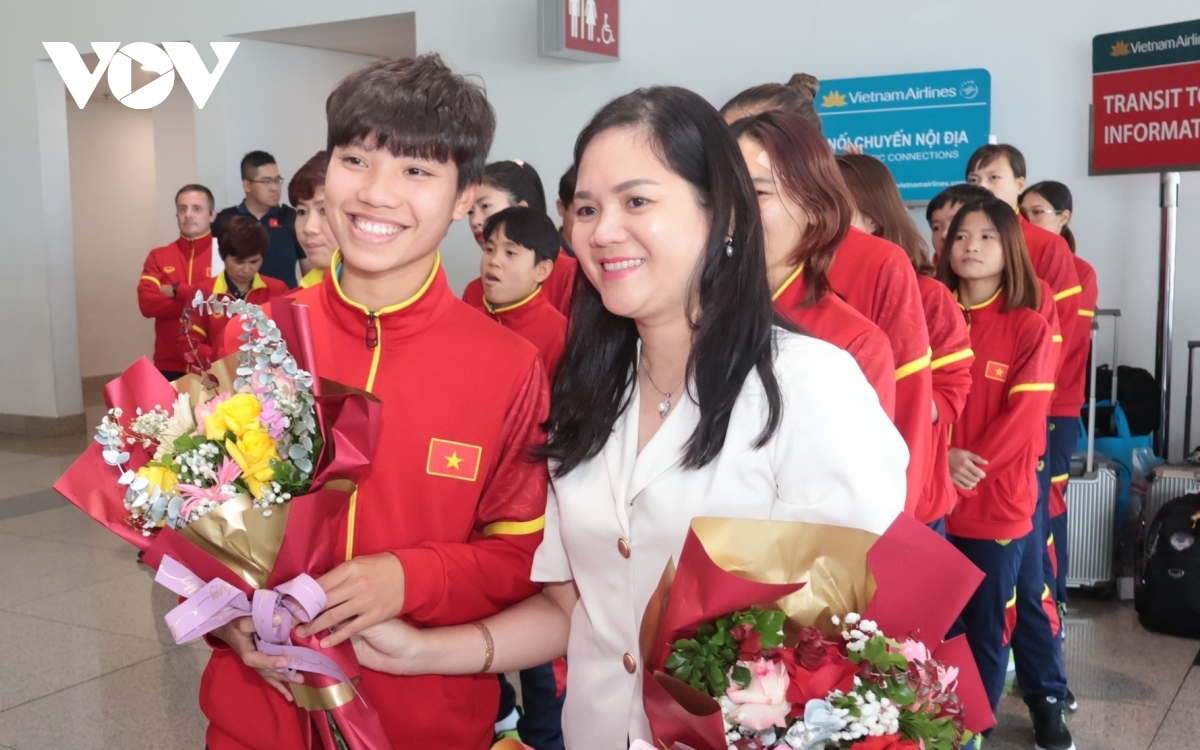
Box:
[960,80,979,99]
[821,91,847,108]
[1169,532,1195,552]
[1111,40,1131,57]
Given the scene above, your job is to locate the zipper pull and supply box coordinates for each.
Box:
[365,312,378,348]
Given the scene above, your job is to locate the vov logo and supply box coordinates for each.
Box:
[43,42,239,110]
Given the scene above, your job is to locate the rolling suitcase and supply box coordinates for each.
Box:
[1145,340,1200,523]
[1065,312,1121,591]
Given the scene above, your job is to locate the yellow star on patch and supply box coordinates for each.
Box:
[445,452,463,470]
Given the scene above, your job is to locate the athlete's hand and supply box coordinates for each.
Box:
[298,553,406,648]
[949,449,987,490]
[351,619,425,676]
[162,284,176,298]
[211,617,299,701]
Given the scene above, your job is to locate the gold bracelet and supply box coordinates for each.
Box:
[472,621,494,673]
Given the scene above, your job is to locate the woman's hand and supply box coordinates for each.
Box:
[351,619,425,676]
[949,448,987,490]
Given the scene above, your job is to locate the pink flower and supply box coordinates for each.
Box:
[724,658,791,731]
[896,638,932,665]
[258,395,287,442]
[176,457,242,520]
[191,393,230,434]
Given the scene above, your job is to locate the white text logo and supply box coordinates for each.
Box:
[43,42,239,110]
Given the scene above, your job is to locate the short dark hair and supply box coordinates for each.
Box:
[721,73,822,132]
[483,160,547,213]
[326,54,495,192]
[558,164,577,206]
[240,151,277,181]
[175,184,214,211]
[966,144,1026,180]
[288,151,328,206]
[483,207,561,265]
[217,215,269,261]
[542,86,788,475]
[926,183,993,223]
[936,197,1041,312]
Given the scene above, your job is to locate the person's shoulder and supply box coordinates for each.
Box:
[1011,306,1052,339]
[1021,219,1070,255]
[441,297,541,365]
[1073,255,1097,283]
[841,227,909,266]
[772,327,863,382]
[264,276,290,295]
[917,274,956,311]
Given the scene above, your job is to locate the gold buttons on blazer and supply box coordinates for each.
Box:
[623,653,637,673]
[617,538,631,558]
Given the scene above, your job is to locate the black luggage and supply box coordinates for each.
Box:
[1135,493,1200,639]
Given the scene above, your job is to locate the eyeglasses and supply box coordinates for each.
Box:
[247,177,285,186]
[1021,207,1063,220]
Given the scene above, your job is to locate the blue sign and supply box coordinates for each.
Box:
[815,68,992,203]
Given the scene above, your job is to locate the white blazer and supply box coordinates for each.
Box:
[531,329,908,750]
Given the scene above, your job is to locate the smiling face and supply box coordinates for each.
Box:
[468,185,521,248]
[738,136,809,290]
[480,224,553,307]
[323,138,473,285]
[967,155,1024,208]
[572,126,710,326]
[949,210,1005,284]
[294,186,337,269]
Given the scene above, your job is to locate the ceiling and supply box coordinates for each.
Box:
[232,12,416,59]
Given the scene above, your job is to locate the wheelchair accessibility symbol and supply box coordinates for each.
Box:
[600,13,615,45]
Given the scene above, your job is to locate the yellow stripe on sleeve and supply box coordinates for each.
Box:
[1050,473,1070,484]
[1009,383,1055,398]
[1078,310,1096,317]
[931,348,974,371]
[1052,334,1064,343]
[140,275,162,288]
[896,347,933,381]
[1053,285,1083,302]
[482,516,547,538]
[191,325,207,337]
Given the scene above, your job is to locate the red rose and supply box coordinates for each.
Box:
[795,626,831,669]
[849,734,921,750]
[731,623,764,661]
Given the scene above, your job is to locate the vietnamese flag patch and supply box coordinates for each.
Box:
[426,439,482,482]
[985,361,1010,382]
[268,217,281,228]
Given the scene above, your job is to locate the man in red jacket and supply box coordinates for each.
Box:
[137,184,219,379]
[202,55,550,750]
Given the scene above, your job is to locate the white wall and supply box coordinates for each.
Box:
[5,0,1200,452]
[66,97,158,377]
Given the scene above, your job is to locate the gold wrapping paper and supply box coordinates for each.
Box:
[291,679,359,711]
[178,494,289,589]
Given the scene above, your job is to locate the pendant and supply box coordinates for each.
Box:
[657,396,671,419]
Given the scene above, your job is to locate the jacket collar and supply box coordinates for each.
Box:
[176,231,213,250]
[483,286,549,325]
[955,286,1004,312]
[771,263,807,306]
[214,272,268,297]
[320,250,453,341]
[299,266,326,289]
[238,200,281,219]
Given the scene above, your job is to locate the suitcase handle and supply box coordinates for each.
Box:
[1088,310,1123,473]
[1185,341,1200,459]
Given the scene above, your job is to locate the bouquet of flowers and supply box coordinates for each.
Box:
[637,515,993,750]
[56,296,389,750]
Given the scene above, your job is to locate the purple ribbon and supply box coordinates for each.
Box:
[156,555,353,686]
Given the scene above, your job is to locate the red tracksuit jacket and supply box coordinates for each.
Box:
[947,288,1055,540]
[773,265,896,419]
[190,272,289,361]
[468,287,568,377]
[1050,257,1099,516]
[916,275,974,524]
[827,227,933,515]
[201,253,550,750]
[137,233,217,372]
[464,248,579,317]
[1020,216,1081,369]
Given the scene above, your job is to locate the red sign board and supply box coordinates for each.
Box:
[1091,19,1200,174]
[539,0,619,62]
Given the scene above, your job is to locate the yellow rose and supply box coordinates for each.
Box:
[225,429,280,499]
[135,464,178,495]
[205,393,263,441]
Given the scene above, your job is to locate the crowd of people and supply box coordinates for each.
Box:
[133,54,1097,750]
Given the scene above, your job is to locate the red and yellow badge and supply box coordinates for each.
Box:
[164,265,176,273]
[268,217,281,228]
[426,438,482,482]
[985,361,1010,382]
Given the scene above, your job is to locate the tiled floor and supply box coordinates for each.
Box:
[0,419,1197,748]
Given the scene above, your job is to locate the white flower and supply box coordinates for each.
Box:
[859,619,877,634]
[844,613,861,625]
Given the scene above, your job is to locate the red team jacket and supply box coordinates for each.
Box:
[468,287,568,376]
[190,273,289,361]
[947,288,1056,540]
[137,232,216,372]
[1050,257,1100,516]
[915,275,975,524]
[772,265,897,419]
[201,254,550,750]
[464,248,579,317]
[827,227,933,515]
[1020,216,1081,368]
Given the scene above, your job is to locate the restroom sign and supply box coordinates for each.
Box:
[539,0,619,62]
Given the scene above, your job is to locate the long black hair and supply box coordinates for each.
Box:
[541,86,787,475]
[483,160,547,213]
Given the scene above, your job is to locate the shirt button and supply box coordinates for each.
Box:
[617,538,631,558]
[623,653,637,674]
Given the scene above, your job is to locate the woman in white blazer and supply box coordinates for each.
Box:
[349,87,908,749]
